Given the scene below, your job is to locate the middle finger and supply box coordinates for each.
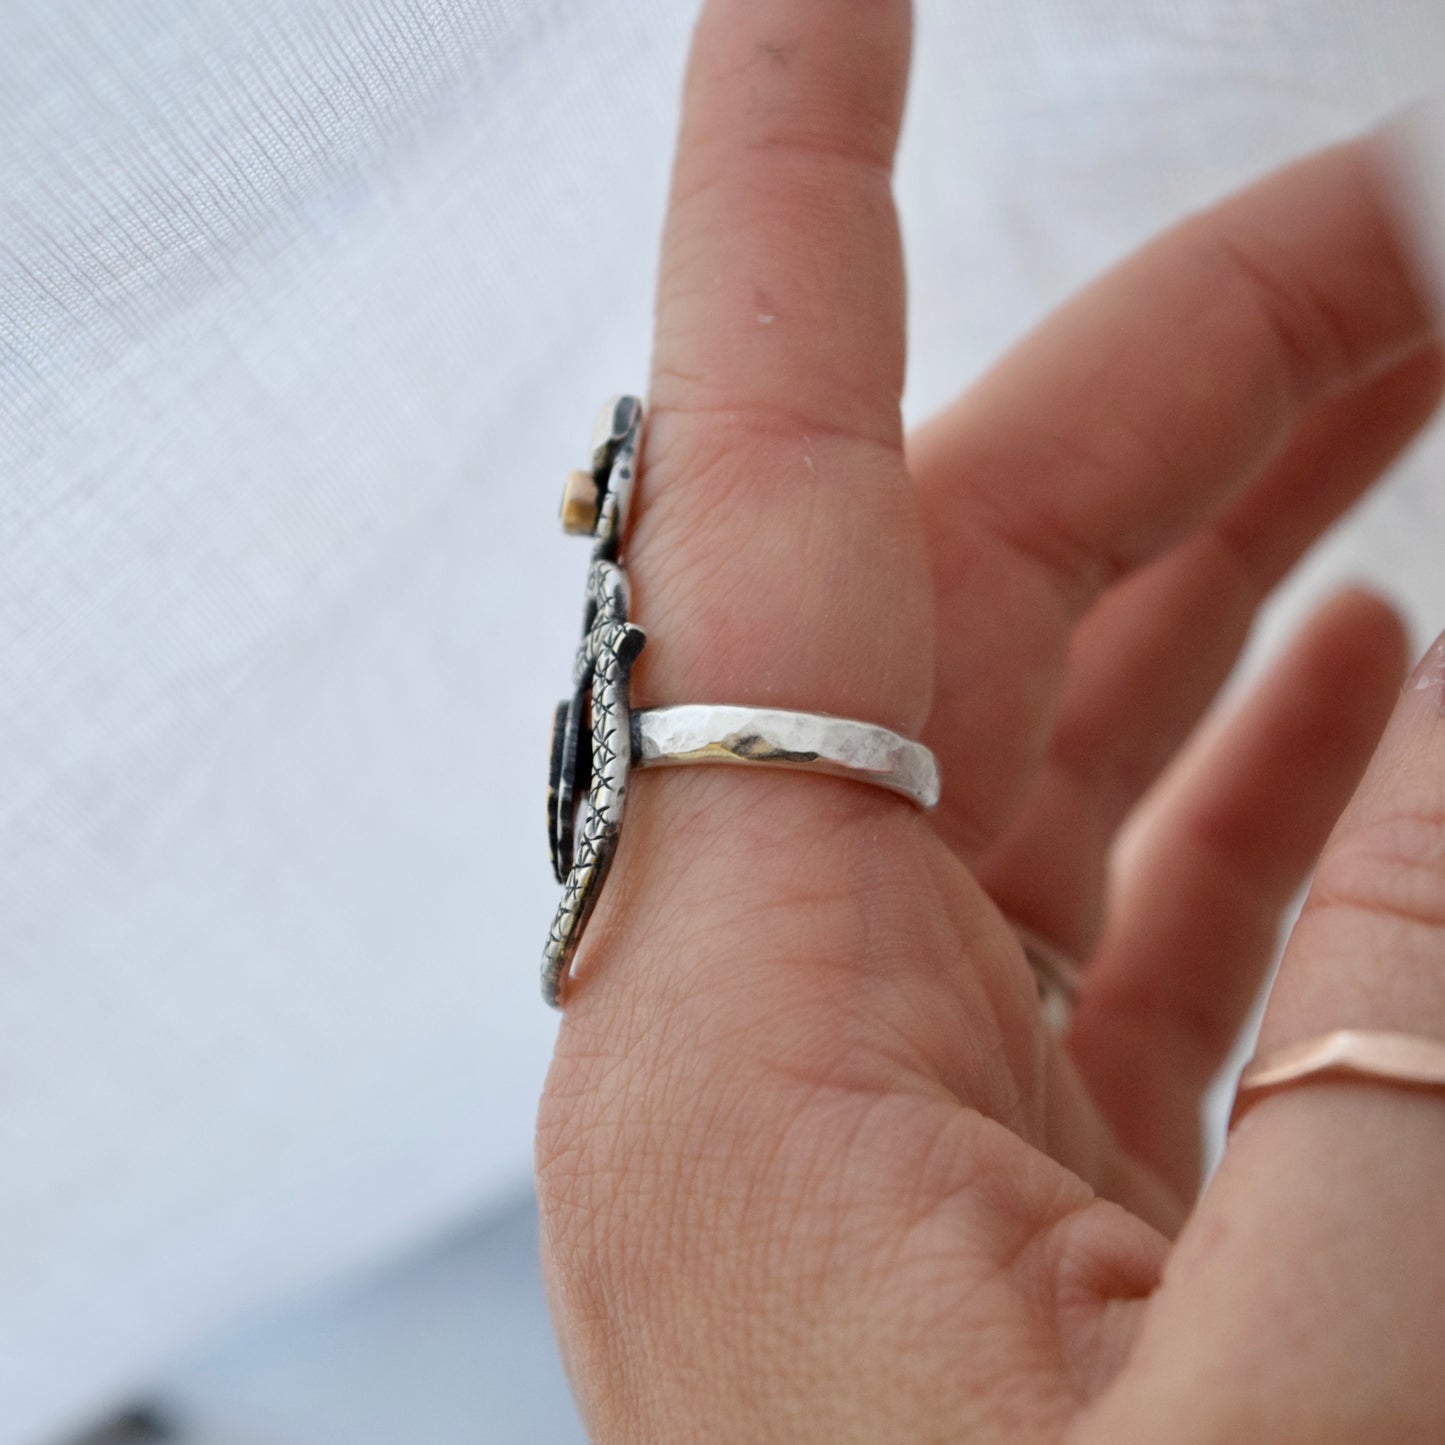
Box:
[908,138,1433,864]
[976,343,1443,956]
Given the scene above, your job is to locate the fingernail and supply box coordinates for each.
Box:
[1411,630,1445,706]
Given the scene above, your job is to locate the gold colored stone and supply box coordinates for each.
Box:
[560,469,599,535]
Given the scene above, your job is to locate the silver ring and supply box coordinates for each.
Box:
[633,705,939,809]
[541,396,1077,1023]
[543,396,941,1008]
[1009,918,1082,1034]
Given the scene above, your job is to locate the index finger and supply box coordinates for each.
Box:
[544,4,964,1032]
[626,0,931,738]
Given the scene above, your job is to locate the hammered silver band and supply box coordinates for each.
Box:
[545,693,940,1008]
[632,704,941,810]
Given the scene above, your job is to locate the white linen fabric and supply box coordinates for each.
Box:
[1,1,1444,1440]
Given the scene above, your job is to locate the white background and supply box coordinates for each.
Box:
[2,2,1444,1440]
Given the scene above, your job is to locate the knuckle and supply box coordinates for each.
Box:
[1204,222,1362,399]
[1307,807,1445,932]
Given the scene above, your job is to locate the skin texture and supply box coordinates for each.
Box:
[536,3,1445,1439]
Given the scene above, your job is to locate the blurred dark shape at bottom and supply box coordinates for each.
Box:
[70,1408,172,1443]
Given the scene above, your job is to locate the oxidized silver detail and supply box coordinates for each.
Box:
[544,398,649,1008]
[585,394,642,560]
[631,705,940,809]
[541,607,645,1008]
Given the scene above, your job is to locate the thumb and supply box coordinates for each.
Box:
[1080,630,1445,1443]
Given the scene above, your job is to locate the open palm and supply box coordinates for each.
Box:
[537,3,1445,1439]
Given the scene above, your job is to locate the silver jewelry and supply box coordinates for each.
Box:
[633,705,939,808]
[1010,919,1082,1034]
[541,396,1080,1025]
[543,396,940,1008]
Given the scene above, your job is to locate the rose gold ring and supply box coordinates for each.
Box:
[1229,1029,1445,1129]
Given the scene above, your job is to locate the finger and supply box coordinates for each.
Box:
[539,10,1138,1430]
[1071,590,1409,1197]
[1085,630,1445,1440]
[558,0,960,1044]
[1245,621,1445,1055]
[543,0,991,1382]
[909,139,1435,851]
[628,0,929,736]
[975,345,1444,953]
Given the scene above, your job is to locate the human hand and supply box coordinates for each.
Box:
[536,3,1445,1439]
